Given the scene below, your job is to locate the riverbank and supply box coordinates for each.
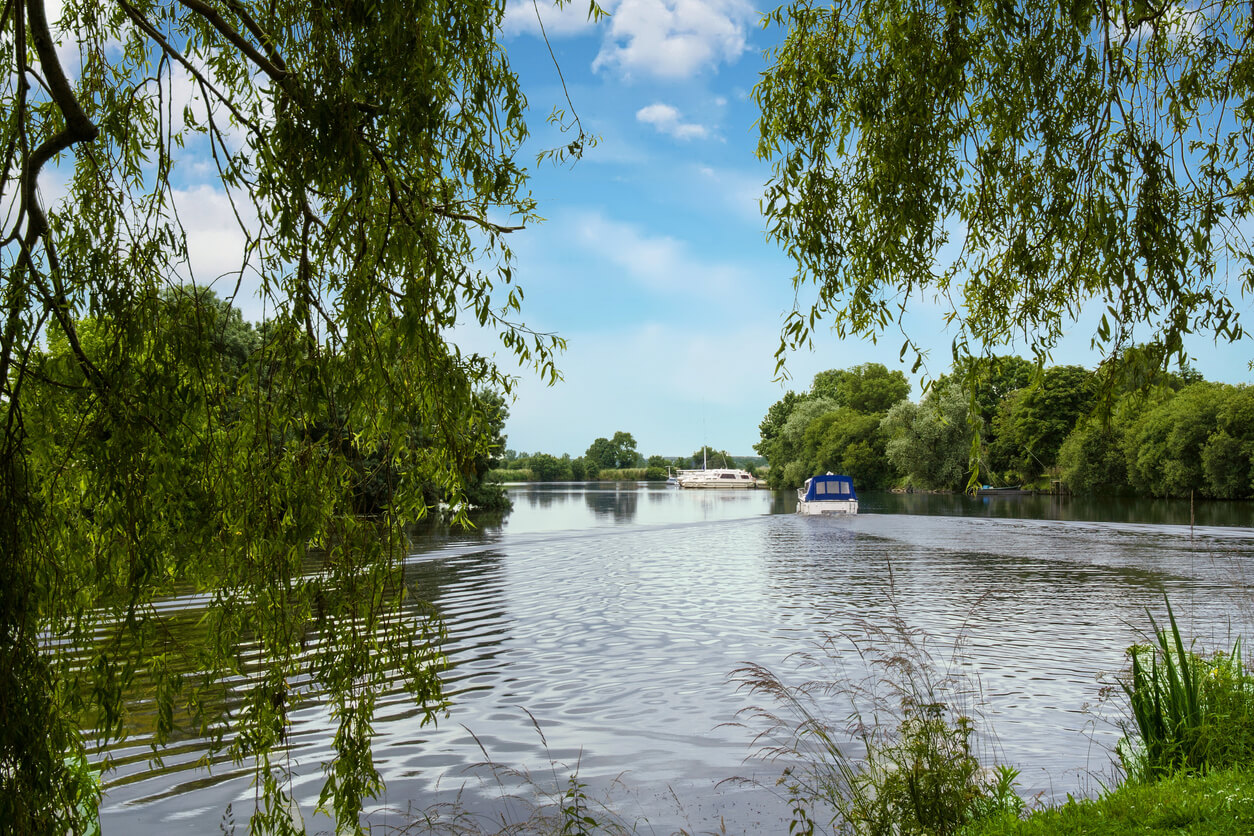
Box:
[968,767,1254,834]
[488,467,676,482]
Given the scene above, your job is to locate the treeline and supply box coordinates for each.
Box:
[759,358,1254,499]
[494,432,762,482]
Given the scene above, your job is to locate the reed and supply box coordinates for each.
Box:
[1118,596,1254,782]
[732,604,1022,835]
[591,469,650,481]
[485,469,532,483]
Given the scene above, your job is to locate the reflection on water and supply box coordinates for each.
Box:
[94,487,1254,834]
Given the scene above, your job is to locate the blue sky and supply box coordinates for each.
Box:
[90,1,1251,459]
[483,1,1254,458]
[491,0,922,457]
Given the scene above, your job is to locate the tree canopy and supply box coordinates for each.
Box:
[757,0,1254,379]
[586,431,641,470]
[810,362,911,413]
[1,1,596,831]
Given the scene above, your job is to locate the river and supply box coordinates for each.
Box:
[96,484,1254,834]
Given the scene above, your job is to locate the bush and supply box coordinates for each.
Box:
[528,453,569,481]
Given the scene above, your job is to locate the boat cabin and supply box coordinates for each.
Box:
[800,473,857,503]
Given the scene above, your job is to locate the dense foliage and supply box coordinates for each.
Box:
[585,431,642,470]
[756,363,909,490]
[0,1,591,831]
[759,360,1252,498]
[881,380,972,491]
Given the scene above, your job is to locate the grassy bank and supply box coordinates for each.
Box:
[966,767,1254,835]
[727,597,1254,836]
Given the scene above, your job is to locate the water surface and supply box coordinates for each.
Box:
[97,485,1254,833]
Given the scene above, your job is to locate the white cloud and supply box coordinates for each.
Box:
[169,184,268,322]
[636,102,709,140]
[504,0,606,36]
[592,0,755,79]
[564,208,753,300]
[503,0,754,80]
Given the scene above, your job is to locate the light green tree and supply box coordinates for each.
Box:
[881,382,974,491]
[1,1,602,832]
[758,0,1252,379]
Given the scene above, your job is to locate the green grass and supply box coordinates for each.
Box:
[963,767,1254,835]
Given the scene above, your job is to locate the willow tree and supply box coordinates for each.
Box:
[757,0,1254,384]
[1,1,595,832]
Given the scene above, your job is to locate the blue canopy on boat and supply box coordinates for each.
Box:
[801,473,857,502]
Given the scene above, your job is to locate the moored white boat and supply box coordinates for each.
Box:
[675,468,758,489]
[797,473,858,515]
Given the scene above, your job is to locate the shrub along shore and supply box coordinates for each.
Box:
[935,605,1254,834]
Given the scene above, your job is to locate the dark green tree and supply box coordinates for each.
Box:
[762,397,840,487]
[986,365,1095,483]
[1124,383,1226,497]
[795,407,893,489]
[528,453,568,482]
[950,355,1035,438]
[572,456,595,481]
[610,431,641,468]
[756,391,808,457]
[586,431,640,470]
[1058,417,1130,495]
[1202,387,1254,498]
[810,363,910,414]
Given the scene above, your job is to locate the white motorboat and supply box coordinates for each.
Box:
[675,468,759,489]
[797,473,858,515]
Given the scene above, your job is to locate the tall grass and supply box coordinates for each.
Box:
[590,469,651,481]
[732,604,1022,835]
[486,469,532,483]
[1118,596,1254,782]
